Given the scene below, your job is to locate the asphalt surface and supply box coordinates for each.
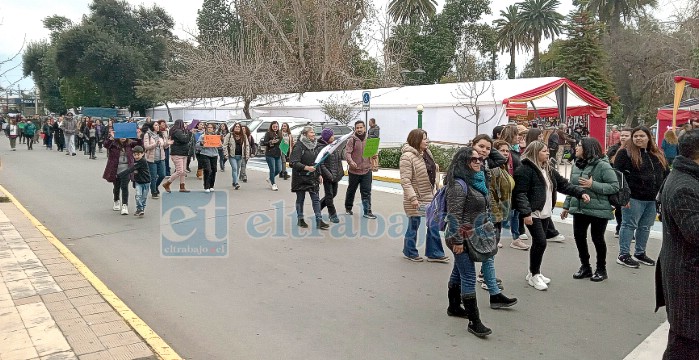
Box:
[0,143,666,360]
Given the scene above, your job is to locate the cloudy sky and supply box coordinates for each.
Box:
[0,0,689,94]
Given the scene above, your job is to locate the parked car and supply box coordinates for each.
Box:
[246,116,330,155]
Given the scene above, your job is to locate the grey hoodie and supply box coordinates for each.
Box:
[61,117,77,135]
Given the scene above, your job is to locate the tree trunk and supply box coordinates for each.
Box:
[243,97,252,119]
[165,102,172,122]
[534,38,540,77]
[509,43,516,79]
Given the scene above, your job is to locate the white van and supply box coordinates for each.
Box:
[246,117,336,155]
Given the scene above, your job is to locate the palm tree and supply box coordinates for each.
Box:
[387,0,438,24]
[493,5,531,79]
[585,0,657,33]
[518,0,564,77]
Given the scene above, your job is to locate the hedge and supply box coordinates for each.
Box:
[378,144,460,171]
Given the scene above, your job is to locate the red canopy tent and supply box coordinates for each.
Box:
[656,98,699,147]
[502,78,610,149]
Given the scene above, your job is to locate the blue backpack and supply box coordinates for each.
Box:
[426,179,467,231]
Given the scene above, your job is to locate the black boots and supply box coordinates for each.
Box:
[446,284,468,318]
[591,268,608,282]
[280,171,290,180]
[489,293,518,309]
[297,219,309,228]
[462,295,492,338]
[316,219,329,230]
[573,265,593,279]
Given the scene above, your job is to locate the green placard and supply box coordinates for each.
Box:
[279,139,290,155]
[363,138,380,158]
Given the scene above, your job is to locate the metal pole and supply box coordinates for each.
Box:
[417,110,423,129]
[365,110,367,123]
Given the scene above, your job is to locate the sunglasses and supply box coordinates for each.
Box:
[469,157,485,164]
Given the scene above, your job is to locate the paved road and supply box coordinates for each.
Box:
[0,146,666,360]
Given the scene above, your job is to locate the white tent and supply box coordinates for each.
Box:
[147,77,588,145]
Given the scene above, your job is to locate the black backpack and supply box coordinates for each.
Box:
[609,170,631,207]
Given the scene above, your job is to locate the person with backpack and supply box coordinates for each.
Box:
[23,119,36,150]
[614,126,669,268]
[223,122,250,190]
[443,147,495,338]
[317,128,343,223]
[399,129,448,263]
[289,126,329,230]
[513,141,590,291]
[561,138,619,282]
[344,120,376,219]
[607,127,632,237]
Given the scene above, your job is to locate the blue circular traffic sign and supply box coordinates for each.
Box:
[363,93,370,103]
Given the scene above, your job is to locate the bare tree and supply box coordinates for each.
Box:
[451,80,501,135]
[318,93,361,124]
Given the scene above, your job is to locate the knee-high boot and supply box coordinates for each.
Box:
[462,295,492,338]
[447,284,468,318]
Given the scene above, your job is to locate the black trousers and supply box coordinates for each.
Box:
[664,330,699,360]
[572,213,608,269]
[320,181,339,216]
[614,205,622,233]
[88,138,96,158]
[525,217,555,275]
[344,172,372,213]
[113,176,129,204]
[202,155,218,189]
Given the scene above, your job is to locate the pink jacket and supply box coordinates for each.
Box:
[143,131,168,163]
[345,134,372,175]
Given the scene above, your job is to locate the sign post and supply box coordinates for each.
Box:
[362,91,371,123]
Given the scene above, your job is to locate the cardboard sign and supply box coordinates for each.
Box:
[113,123,137,139]
[363,137,380,158]
[187,119,200,131]
[203,134,222,147]
[279,139,290,155]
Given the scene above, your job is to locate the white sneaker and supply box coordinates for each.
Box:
[526,272,551,284]
[209,188,214,192]
[519,234,529,241]
[548,234,565,242]
[272,184,278,191]
[528,274,548,291]
[120,204,128,215]
[113,200,121,211]
[204,189,210,193]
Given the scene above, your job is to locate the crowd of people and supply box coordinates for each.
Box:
[3,112,697,354]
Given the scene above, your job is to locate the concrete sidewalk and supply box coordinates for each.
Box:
[0,198,158,359]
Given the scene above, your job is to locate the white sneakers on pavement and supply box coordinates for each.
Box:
[547,234,566,242]
[526,272,551,284]
[272,184,278,191]
[510,239,530,250]
[120,204,128,215]
[113,200,121,211]
[519,234,529,241]
[528,273,549,291]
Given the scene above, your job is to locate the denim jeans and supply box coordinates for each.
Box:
[240,158,248,181]
[148,160,166,194]
[619,199,657,256]
[228,155,242,185]
[164,148,171,176]
[402,216,445,259]
[344,172,372,214]
[296,191,322,220]
[481,257,501,295]
[134,183,149,211]
[218,148,226,170]
[449,251,477,296]
[509,210,521,239]
[265,156,282,184]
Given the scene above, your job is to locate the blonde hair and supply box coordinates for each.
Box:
[521,140,551,173]
[664,129,678,145]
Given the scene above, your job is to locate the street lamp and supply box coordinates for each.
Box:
[400,68,426,85]
[417,104,424,129]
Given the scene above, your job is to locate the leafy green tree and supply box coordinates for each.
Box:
[518,0,564,77]
[387,0,438,24]
[22,41,65,113]
[583,0,657,33]
[494,5,530,79]
[196,0,239,47]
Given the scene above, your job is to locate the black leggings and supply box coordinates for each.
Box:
[614,205,622,233]
[113,176,129,204]
[525,217,554,275]
[320,181,339,216]
[202,155,218,189]
[572,214,608,269]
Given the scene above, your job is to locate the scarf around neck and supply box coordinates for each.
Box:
[300,135,317,150]
[471,170,489,197]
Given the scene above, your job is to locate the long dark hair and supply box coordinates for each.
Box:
[446,147,477,188]
[526,128,542,147]
[625,126,667,170]
[579,137,603,160]
[170,119,185,137]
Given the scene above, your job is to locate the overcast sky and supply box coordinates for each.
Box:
[0,0,690,94]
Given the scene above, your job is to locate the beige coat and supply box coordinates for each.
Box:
[399,144,438,217]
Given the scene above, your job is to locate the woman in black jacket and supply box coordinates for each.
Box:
[162,119,192,193]
[317,128,344,223]
[261,121,283,191]
[614,126,669,268]
[289,126,329,230]
[513,140,590,291]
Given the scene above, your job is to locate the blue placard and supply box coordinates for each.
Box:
[113,122,137,139]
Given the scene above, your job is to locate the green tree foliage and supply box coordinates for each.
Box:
[494,5,531,79]
[387,0,438,24]
[584,0,657,32]
[22,41,65,113]
[518,0,564,77]
[196,0,239,47]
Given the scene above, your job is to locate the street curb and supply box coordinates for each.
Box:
[0,184,183,360]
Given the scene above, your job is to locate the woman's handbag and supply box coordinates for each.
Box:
[462,215,498,262]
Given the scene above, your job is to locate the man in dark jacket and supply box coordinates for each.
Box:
[656,129,699,359]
